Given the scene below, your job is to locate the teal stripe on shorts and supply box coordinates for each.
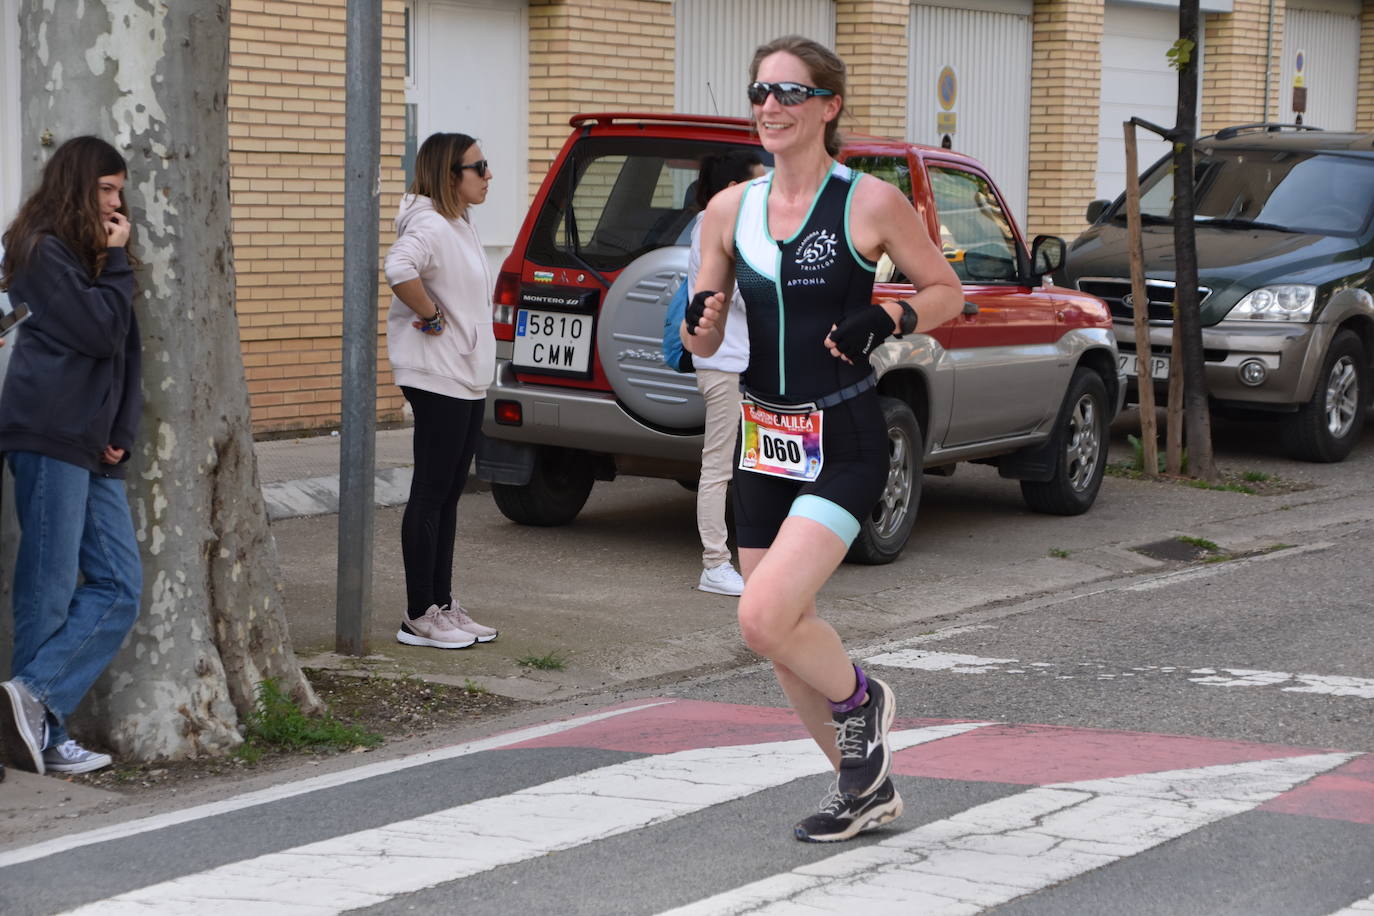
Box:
[789,494,861,546]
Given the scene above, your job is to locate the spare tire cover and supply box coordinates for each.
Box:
[596,245,706,429]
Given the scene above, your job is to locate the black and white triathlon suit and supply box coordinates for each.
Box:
[731,162,888,549]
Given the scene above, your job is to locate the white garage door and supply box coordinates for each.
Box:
[414,0,528,253]
[1280,1,1359,130]
[676,0,835,118]
[909,1,1032,229]
[1097,3,1198,202]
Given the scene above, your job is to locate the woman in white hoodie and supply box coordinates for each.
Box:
[384,132,500,650]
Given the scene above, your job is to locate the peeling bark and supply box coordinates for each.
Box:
[17,0,320,760]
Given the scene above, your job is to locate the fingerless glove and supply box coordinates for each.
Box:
[829,305,895,362]
[685,290,717,336]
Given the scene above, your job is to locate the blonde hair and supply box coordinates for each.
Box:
[750,36,846,157]
[408,132,476,219]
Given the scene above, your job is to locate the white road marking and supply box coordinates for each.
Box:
[1329,892,1374,914]
[865,651,1017,673]
[867,650,1374,701]
[0,701,673,869]
[658,752,1359,916]
[56,723,992,915]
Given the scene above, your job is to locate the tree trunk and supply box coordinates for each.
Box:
[1170,0,1219,482]
[16,0,320,760]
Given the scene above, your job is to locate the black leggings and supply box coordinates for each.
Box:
[400,387,485,619]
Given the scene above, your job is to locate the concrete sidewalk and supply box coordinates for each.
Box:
[256,427,420,521]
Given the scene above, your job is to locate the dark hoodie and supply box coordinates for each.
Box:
[0,236,142,477]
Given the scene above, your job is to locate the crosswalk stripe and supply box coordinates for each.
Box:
[0,701,672,870]
[657,752,1358,915]
[57,722,991,915]
[1329,893,1374,914]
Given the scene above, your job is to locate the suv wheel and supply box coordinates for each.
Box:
[1020,367,1108,515]
[846,396,922,566]
[1281,329,1367,463]
[490,446,595,526]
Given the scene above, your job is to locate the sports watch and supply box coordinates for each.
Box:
[894,299,918,338]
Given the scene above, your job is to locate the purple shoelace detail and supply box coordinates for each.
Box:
[828,664,868,714]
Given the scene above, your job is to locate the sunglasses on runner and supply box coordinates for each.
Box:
[454,159,489,179]
[746,81,835,106]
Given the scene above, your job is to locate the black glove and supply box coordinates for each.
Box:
[686,290,717,336]
[829,305,895,362]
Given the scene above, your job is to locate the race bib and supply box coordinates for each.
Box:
[738,400,824,482]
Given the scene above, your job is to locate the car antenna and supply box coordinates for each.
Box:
[706,81,720,116]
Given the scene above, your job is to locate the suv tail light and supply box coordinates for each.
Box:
[493,269,519,341]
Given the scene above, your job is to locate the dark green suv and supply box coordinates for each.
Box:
[1063,124,1374,462]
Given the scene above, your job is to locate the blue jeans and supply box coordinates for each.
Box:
[8,451,141,747]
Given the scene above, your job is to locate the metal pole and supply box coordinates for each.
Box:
[1123,121,1159,478]
[336,0,382,656]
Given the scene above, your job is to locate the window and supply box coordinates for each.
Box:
[844,155,912,199]
[527,137,771,272]
[927,166,1019,283]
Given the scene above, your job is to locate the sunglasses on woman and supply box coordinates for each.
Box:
[746,81,835,106]
[455,159,489,179]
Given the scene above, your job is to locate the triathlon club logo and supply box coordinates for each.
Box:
[794,229,837,271]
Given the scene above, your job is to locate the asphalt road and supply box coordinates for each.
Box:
[3,442,1372,914]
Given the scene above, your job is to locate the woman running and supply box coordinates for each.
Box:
[684,36,963,842]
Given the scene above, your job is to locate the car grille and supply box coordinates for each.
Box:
[1076,278,1211,323]
[1117,340,1228,362]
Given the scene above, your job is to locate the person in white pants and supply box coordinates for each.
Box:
[688,150,767,596]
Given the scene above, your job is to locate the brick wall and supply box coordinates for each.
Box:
[835,0,910,138]
[527,0,675,201]
[1202,0,1285,134]
[1027,0,1102,239]
[229,0,409,434]
[1359,0,1374,130]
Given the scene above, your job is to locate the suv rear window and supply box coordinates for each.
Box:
[526,136,770,272]
[1128,149,1374,237]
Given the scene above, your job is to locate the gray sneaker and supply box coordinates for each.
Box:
[396,605,477,649]
[442,605,498,643]
[43,739,113,775]
[1,680,49,775]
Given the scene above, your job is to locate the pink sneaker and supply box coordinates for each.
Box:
[442,605,498,643]
[397,605,477,649]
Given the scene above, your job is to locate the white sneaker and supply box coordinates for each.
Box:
[442,605,498,643]
[43,739,113,775]
[396,605,477,649]
[699,562,745,596]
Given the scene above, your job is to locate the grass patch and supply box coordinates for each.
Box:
[1187,478,1255,495]
[1048,548,1071,559]
[1177,535,1220,552]
[1242,470,1272,482]
[518,651,566,671]
[236,678,382,764]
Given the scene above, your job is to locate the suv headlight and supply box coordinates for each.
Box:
[1227,285,1317,322]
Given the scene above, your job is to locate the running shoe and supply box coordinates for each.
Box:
[794,778,903,842]
[396,605,477,649]
[442,604,498,643]
[833,675,894,798]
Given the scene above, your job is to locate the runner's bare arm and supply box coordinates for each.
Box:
[852,177,963,333]
[682,183,744,357]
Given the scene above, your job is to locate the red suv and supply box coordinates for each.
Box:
[477,113,1123,563]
